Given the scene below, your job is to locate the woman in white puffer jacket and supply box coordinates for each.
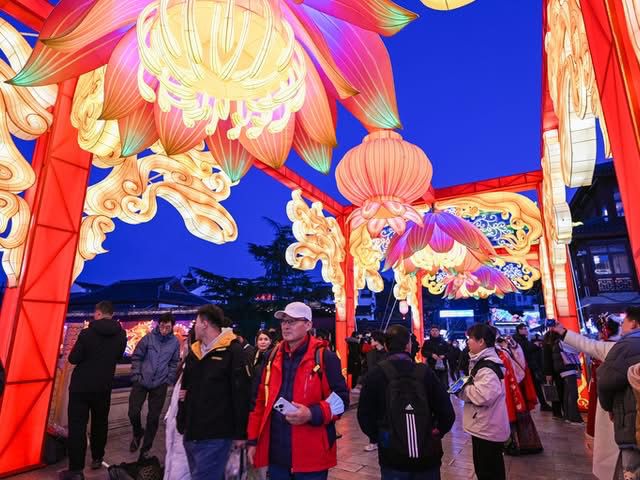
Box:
[551,323,619,480]
[164,374,190,480]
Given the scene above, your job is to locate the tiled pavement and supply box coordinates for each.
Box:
[13,395,596,479]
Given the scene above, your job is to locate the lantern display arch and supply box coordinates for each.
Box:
[0,0,640,476]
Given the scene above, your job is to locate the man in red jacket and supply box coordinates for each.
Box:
[247,302,349,480]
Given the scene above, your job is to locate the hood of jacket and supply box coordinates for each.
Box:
[89,318,123,336]
[621,328,640,340]
[191,327,237,360]
[469,347,504,369]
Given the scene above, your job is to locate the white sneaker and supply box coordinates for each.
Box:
[364,443,378,452]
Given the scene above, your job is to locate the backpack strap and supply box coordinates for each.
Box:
[263,345,280,406]
[471,359,504,380]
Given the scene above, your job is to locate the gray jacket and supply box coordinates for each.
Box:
[598,329,640,447]
[131,328,180,389]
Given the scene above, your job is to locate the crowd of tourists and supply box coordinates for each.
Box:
[53,300,640,480]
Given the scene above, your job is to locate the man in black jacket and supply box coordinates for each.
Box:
[421,326,450,386]
[358,325,455,479]
[179,304,250,480]
[513,324,552,411]
[60,301,127,480]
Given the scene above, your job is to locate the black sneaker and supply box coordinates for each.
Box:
[540,404,553,412]
[130,430,144,452]
[58,470,85,480]
[90,458,103,470]
[139,450,151,461]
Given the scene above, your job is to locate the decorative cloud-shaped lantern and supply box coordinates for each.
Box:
[336,130,433,237]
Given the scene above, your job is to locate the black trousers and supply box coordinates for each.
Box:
[68,391,111,471]
[128,383,168,452]
[471,436,505,480]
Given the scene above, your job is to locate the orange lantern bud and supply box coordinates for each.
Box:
[336,129,433,237]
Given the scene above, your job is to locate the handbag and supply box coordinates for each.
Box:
[542,382,560,403]
[225,447,248,480]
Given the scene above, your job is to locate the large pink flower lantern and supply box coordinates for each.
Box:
[442,265,516,300]
[10,0,416,181]
[336,130,433,237]
[384,210,496,271]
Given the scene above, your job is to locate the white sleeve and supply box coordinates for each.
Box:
[563,331,614,362]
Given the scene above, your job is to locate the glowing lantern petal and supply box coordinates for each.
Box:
[102,27,153,120]
[240,113,296,169]
[306,7,401,130]
[154,102,207,156]
[384,211,496,271]
[10,30,125,87]
[205,119,256,183]
[119,102,158,157]
[297,50,337,147]
[39,0,97,39]
[281,1,357,100]
[41,0,149,52]
[420,0,476,11]
[292,121,333,174]
[337,130,432,236]
[303,0,418,36]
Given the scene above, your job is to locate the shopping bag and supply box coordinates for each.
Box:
[225,447,248,480]
[542,383,560,403]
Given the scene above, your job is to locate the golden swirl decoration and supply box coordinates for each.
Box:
[435,192,543,258]
[539,234,557,320]
[0,20,57,286]
[71,67,122,162]
[492,255,541,291]
[422,272,446,296]
[72,215,115,281]
[84,147,236,240]
[545,0,610,188]
[393,263,418,312]
[542,129,572,317]
[285,190,346,316]
[350,225,384,294]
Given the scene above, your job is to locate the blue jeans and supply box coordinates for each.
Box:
[268,464,328,480]
[183,438,232,480]
[381,467,441,480]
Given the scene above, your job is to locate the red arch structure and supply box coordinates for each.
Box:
[0,0,639,476]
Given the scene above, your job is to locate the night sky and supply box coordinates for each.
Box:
[3,1,553,285]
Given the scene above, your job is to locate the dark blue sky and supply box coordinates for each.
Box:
[4,1,547,284]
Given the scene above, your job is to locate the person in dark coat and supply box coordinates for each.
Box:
[447,340,462,381]
[179,305,251,480]
[60,301,127,480]
[598,307,640,479]
[347,331,363,387]
[128,312,180,457]
[357,325,455,479]
[513,324,552,411]
[421,326,450,386]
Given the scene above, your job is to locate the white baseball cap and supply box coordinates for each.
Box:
[275,302,312,322]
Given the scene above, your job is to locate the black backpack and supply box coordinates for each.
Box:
[379,360,432,461]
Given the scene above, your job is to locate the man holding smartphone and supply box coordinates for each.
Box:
[247,302,349,480]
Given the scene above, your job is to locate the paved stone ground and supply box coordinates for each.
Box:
[13,395,596,479]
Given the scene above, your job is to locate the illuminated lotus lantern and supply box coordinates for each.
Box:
[10,0,416,181]
[336,130,433,237]
[442,265,516,300]
[384,210,497,272]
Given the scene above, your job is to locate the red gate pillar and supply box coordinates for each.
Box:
[413,272,425,361]
[580,0,640,283]
[0,78,92,477]
[335,216,355,384]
